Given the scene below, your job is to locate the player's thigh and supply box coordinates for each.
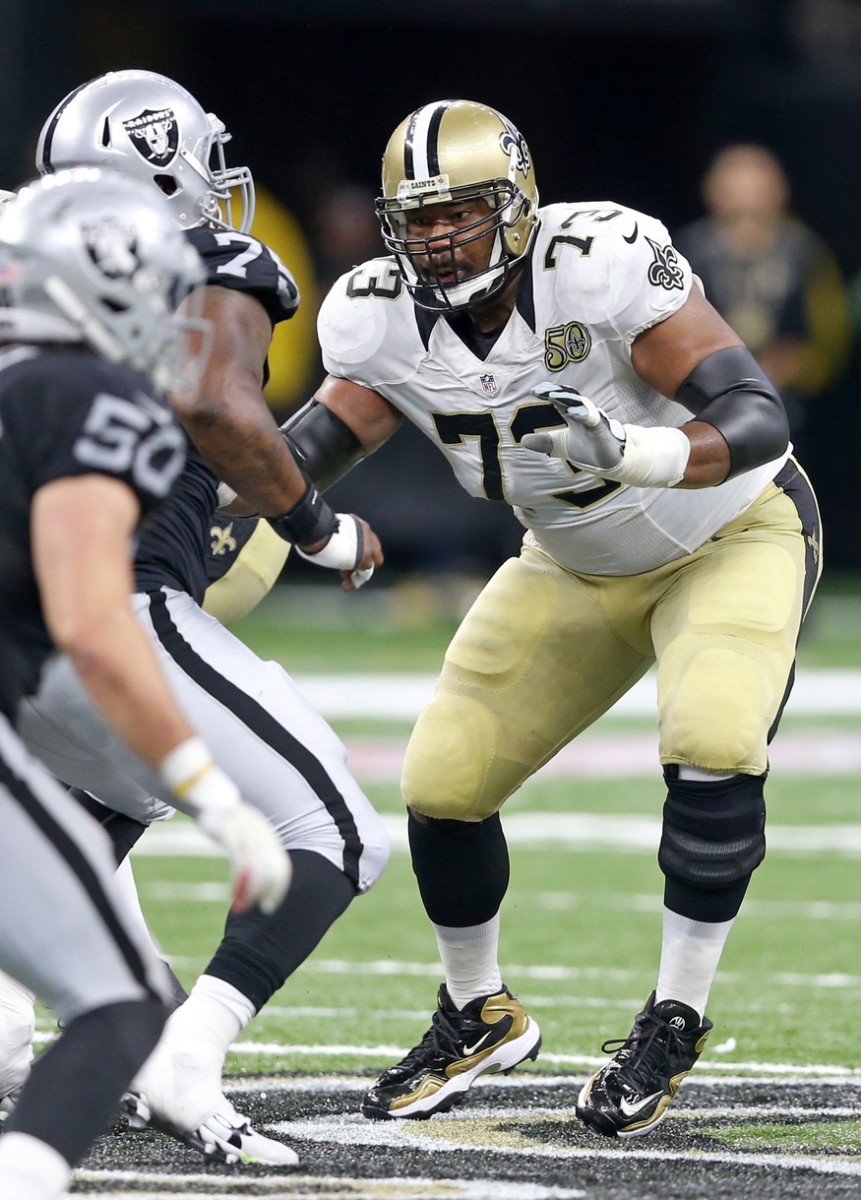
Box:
[653,489,812,774]
[16,654,173,823]
[142,590,387,890]
[403,548,649,821]
[0,721,163,1024]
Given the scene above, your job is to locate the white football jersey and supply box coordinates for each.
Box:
[318,201,788,576]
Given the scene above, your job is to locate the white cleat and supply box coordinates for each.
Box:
[123,1090,299,1166]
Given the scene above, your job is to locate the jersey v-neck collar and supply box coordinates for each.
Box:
[411,247,537,354]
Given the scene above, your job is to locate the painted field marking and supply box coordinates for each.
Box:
[292,670,861,720]
[133,810,861,857]
[73,1172,585,1199]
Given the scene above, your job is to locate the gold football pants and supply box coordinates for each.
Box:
[403,464,821,821]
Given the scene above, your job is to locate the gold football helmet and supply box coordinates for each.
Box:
[376,99,539,311]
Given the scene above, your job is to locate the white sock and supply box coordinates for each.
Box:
[0,1132,70,1200]
[165,974,256,1064]
[656,907,734,1020]
[132,975,256,1128]
[111,858,165,956]
[433,915,503,1010]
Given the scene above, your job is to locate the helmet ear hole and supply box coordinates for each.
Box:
[154,174,179,197]
[100,118,111,148]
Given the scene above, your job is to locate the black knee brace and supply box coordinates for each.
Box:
[658,769,766,922]
[408,808,509,927]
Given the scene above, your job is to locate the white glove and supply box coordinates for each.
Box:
[522,382,691,488]
[296,512,374,589]
[198,802,292,914]
[159,738,291,914]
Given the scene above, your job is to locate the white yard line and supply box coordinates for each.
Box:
[294,669,861,720]
[67,1083,861,1200]
[73,1173,585,1199]
[133,810,861,857]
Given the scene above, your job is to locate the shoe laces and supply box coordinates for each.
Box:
[600,1011,686,1094]
[397,1000,483,1070]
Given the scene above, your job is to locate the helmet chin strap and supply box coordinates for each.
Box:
[425,228,509,311]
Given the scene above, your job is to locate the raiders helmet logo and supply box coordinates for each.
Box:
[83,220,139,280]
[122,107,179,167]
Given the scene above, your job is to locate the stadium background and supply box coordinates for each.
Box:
[2,0,860,577]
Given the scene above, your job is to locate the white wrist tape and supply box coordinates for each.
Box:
[296,513,361,570]
[159,736,239,828]
[603,424,691,488]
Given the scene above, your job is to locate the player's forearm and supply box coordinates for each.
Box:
[180,391,310,517]
[673,421,733,488]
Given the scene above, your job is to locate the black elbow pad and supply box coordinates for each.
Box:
[676,346,789,477]
[280,399,364,491]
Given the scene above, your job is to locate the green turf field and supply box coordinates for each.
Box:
[90,573,861,1084]
[34,572,860,1197]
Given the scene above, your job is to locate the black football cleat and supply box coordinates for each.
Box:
[362,983,541,1120]
[576,991,713,1138]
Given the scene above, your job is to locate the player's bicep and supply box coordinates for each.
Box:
[631,287,744,400]
[315,374,402,454]
[176,285,272,418]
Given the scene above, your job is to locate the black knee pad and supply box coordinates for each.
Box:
[408,808,509,927]
[659,770,766,921]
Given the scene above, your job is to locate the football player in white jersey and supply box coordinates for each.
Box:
[274,99,822,1138]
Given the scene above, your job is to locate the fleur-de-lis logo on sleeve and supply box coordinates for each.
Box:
[645,237,685,291]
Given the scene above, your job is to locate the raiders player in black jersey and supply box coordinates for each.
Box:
[0,171,290,1200]
[11,70,389,1168]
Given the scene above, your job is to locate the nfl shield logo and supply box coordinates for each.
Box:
[480,373,498,397]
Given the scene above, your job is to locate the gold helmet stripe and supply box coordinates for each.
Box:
[404,101,449,180]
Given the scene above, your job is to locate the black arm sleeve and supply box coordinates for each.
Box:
[676,346,790,477]
[279,398,365,491]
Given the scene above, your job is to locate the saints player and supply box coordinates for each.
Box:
[6,70,389,1168]
[0,169,290,1199]
[271,100,819,1137]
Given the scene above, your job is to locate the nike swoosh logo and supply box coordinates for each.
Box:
[462,1031,494,1056]
[622,222,639,244]
[619,1090,664,1117]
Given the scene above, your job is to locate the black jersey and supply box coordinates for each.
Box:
[0,344,185,718]
[133,225,298,602]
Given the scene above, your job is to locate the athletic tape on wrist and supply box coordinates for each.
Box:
[296,513,363,570]
[604,424,690,488]
[269,480,338,546]
[158,736,238,824]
